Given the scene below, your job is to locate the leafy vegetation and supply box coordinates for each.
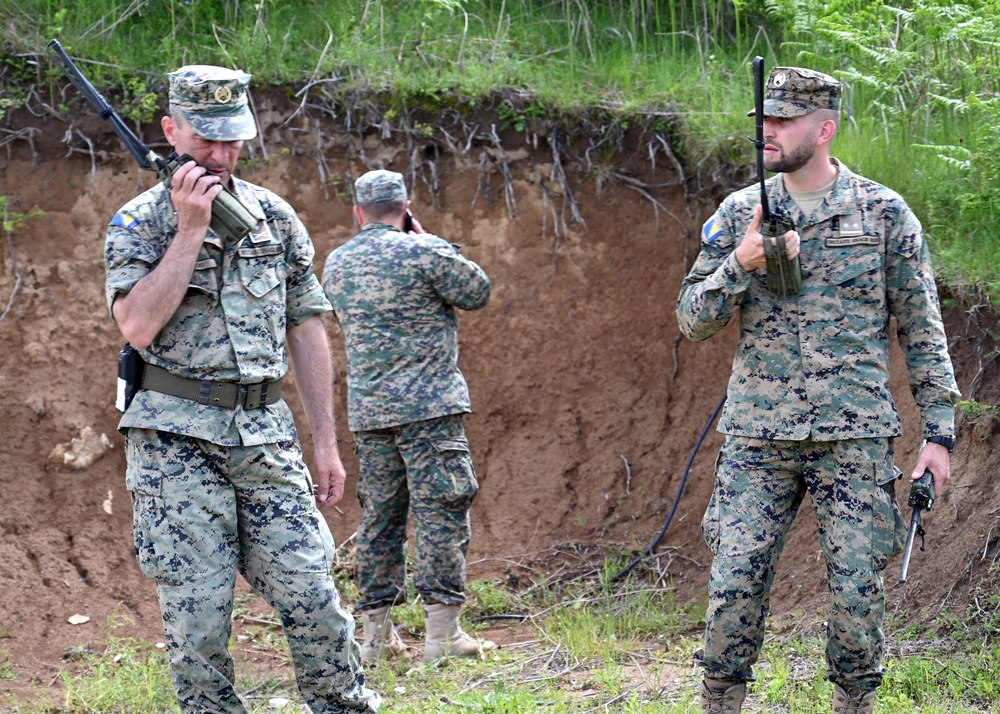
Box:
[1,0,999,301]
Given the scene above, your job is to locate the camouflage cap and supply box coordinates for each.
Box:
[354,169,407,203]
[168,65,257,141]
[747,66,842,118]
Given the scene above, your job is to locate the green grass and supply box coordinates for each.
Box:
[2,0,999,302]
[2,573,1000,713]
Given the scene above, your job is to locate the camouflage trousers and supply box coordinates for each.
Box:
[697,436,905,691]
[125,429,381,714]
[353,413,479,610]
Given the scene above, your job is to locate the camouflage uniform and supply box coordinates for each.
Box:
[676,68,959,692]
[322,171,491,610]
[106,66,379,713]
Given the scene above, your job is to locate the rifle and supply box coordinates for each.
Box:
[898,469,935,584]
[750,56,801,296]
[45,39,259,244]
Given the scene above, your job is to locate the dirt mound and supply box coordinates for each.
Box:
[1,90,998,700]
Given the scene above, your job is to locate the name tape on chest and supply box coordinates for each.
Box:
[826,212,877,247]
[237,244,283,258]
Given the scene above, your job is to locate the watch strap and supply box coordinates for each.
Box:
[926,435,956,452]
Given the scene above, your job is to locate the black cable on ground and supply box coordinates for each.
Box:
[609,392,727,584]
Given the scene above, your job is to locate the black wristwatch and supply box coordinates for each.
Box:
[926,435,956,452]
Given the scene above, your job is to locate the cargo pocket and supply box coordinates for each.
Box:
[702,451,724,555]
[871,459,905,571]
[125,464,173,583]
[430,437,479,510]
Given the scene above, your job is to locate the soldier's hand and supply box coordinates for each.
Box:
[170,160,222,238]
[912,441,951,498]
[312,447,347,509]
[735,203,800,272]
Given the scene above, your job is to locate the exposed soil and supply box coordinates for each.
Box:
[1,88,998,706]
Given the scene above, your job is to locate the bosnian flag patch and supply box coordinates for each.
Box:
[110,212,138,230]
[702,215,724,243]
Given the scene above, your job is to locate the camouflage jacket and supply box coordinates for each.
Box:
[322,222,491,432]
[105,177,332,446]
[676,160,960,441]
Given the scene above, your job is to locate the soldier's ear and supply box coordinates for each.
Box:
[162,115,178,147]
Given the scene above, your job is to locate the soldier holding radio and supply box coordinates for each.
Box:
[677,65,960,713]
[105,65,379,713]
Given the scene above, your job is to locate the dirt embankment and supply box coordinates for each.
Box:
[1,88,998,698]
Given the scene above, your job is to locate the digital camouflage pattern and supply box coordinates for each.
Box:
[127,430,380,713]
[354,169,408,203]
[696,436,905,690]
[677,158,959,692]
[106,178,380,711]
[746,66,842,118]
[107,177,330,446]
[677,159,960,442]
[168,65,257,142]
[353,414,478,609]
[322,219,489,614]
[321,222,491,432]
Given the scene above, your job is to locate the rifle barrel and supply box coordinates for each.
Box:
[898,510,922,583]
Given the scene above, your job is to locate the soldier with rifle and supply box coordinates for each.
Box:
[676,60,960,713]
[48,42,380,714]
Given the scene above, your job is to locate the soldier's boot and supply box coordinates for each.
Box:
[832,683,876,714]
[360,605,408,663]
[700,679,746,713]
[423,603,496,662]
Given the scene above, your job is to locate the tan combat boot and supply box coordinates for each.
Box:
[700,678,746,713]
[359,605,408,663]
[832,683,875,714]
[423,603,496,662]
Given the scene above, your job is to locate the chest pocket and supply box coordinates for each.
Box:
[186,257,219,298]
[827,247,886,320]
[241,260,289,298]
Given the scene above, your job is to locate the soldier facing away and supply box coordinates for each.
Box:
[676,66,960,713]
[105,65,380,713]
[322,169,494,664]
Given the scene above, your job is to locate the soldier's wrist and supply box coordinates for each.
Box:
[925,435,956,452]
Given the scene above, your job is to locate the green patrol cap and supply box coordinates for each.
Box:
[168,65,257,141]
[747,66,842,118]
[355,169,407,203]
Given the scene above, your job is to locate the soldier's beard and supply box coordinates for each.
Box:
[764,141,815,174]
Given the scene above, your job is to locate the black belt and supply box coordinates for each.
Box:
[142,364,282,410]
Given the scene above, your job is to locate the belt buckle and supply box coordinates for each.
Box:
[239,382,267,410]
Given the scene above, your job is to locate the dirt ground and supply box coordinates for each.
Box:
[1,88,999,705]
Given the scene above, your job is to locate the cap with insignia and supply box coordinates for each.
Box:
[747,66,842,118]
[168,65,257,141]
[354,169,407,203]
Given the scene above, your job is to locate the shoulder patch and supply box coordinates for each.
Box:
[110,212,138,231]
[702,215,724,243]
